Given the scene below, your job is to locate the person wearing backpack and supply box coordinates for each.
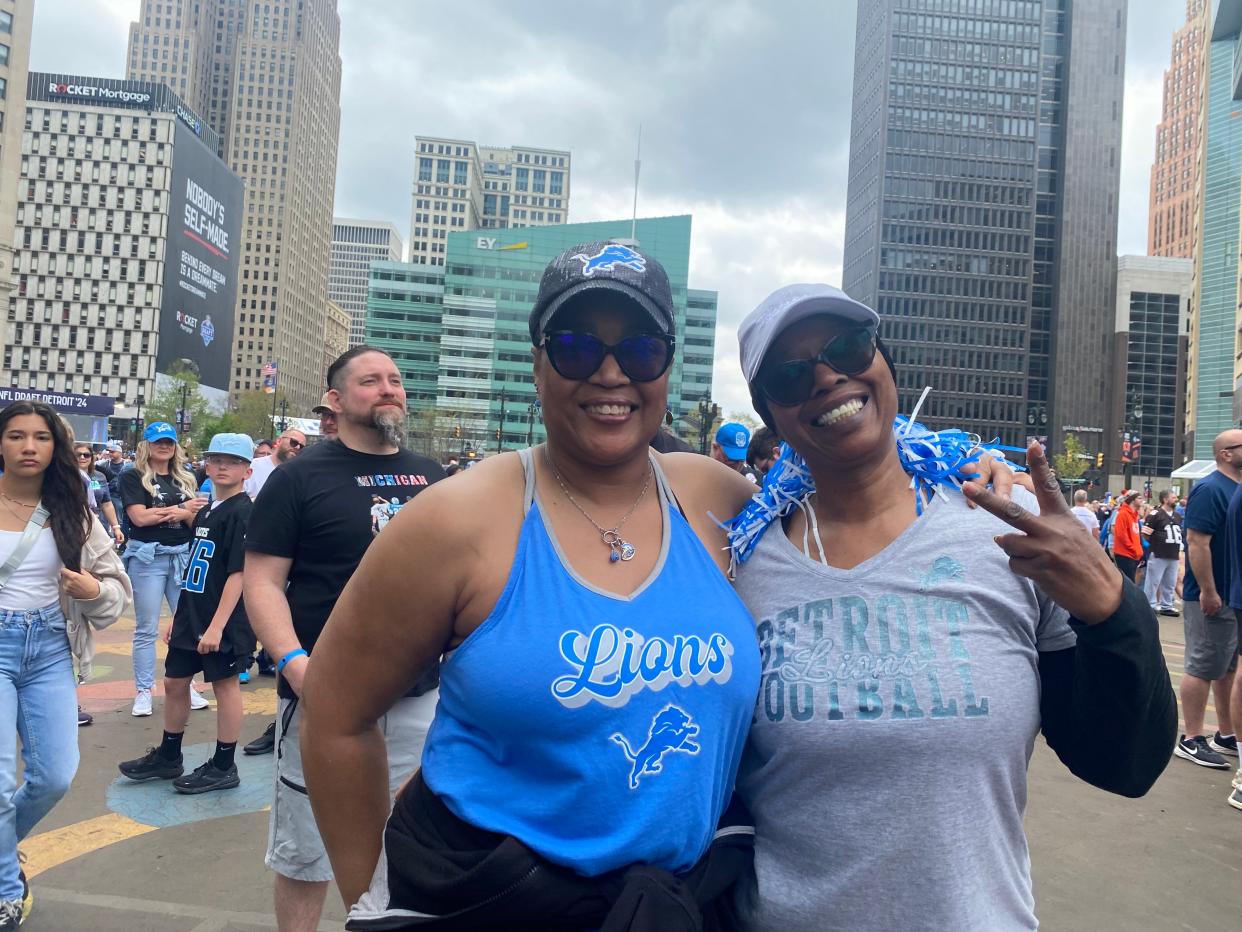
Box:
[0,402,132,929]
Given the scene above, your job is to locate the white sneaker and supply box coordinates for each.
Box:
[189,684,209,711]
[131,689,153,717]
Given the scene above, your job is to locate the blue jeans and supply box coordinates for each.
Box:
[0,605,78,900]
[125,546,187,692]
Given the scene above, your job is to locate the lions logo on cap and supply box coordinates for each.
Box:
[734,431,747,448]
[572,244,646,277]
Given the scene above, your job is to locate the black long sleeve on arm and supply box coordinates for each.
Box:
[1038,577,1178,797]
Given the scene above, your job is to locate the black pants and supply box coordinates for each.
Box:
[1115,555,1139,582]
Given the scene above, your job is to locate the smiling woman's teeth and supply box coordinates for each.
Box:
[814,398,864,427]
[586,404,631,416]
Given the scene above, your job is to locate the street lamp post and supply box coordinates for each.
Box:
[495,387,508,454]
[134,394,145,449]
[1123,402,1142,492]
[697,393,720,456]
[527,401,539,447]
[278,397,289,434]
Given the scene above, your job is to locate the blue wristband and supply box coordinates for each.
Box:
[277,648,308,673]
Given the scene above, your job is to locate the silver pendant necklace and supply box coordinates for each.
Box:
[544,449,652,563]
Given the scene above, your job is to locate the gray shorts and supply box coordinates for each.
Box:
[1183,601,1240,681]
[265,689,440,882]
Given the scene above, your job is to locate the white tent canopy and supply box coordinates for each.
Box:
[1170,460,1217,480]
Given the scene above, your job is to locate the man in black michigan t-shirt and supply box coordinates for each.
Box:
[243,347,445,930]
[1143,489,1183,616]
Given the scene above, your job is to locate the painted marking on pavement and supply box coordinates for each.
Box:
[22,812,157,878]
[107,741,274,828]
[34,885,341,931]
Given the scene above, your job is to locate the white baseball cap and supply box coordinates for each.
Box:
[738,284,879,383]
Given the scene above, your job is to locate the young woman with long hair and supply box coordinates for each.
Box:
[0,402,131,928]
[120,423,207,717]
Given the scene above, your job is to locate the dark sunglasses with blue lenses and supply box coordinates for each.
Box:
[542,331,675,383]
[757,326,878,407]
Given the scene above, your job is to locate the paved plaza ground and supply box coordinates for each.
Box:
[13,612,1242,930]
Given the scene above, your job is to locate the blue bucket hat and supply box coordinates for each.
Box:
[143,422,178,443]
[205,433,255,463]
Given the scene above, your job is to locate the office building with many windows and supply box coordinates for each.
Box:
[4,74,239,409]
[409,137,570,267]
[1108,256,1193,484]
[1149,1,1207,259]
[0,0,33,328]
[842,0,1126,453]
[127,0,343,409]
[329,218,402,346]
[1185,0,1242,458]
[365,215,716,457]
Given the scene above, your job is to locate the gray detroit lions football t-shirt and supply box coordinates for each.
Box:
[732,488,1075,932]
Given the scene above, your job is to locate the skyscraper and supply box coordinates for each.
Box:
[329,218,403,346]
[6,75,241,410]
[1186,0,1242,456]
[126,0,343,409]
[1149,1,1207,259]
[0,0,33,326]
[842,0,1126,456]
[409,137,570,266]
[365,216,715,454]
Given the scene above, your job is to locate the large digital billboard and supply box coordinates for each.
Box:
[157,121,243,402]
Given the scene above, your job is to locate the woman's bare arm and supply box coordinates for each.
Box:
[300,481,472,909]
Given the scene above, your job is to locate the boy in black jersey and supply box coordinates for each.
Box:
[119,434,258,795]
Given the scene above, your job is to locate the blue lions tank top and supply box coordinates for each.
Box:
[420,450,761,877]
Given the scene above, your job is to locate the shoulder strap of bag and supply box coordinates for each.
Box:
[0,503,50,591]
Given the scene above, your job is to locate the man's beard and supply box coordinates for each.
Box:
[372,406,406,446]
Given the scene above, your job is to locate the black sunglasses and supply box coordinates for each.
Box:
[542,331,675,383]
[285,438,304,449]
[757,326,878,407]
[75,451,93,459]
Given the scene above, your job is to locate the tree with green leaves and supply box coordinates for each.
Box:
[145,371,218,452]
[1051,433,1088,485]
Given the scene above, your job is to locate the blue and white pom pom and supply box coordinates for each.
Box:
[723,387,1023,572]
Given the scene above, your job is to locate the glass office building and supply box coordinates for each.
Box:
[842,0,1126,453]
[365,215,717,455]
[1188,1,1242,458]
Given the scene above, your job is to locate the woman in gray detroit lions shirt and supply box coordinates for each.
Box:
[729,285,1177,931]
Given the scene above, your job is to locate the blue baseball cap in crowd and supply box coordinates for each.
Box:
[206,433,255,462]
[104,440,122,452]
[715,422,751,461]
[143,422,178,443]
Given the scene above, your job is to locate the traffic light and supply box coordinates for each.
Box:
[1095,452,1104,468]
[495,428,501,442]
[453,425,461,439]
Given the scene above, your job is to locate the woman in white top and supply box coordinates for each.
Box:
[0,402,131,929]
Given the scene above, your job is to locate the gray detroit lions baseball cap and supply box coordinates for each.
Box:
[738,283,880,383]
[528,241,676,345]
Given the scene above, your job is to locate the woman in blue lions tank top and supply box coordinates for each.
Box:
[301,243,764,930]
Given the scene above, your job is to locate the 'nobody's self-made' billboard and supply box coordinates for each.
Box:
[157,121,242,397]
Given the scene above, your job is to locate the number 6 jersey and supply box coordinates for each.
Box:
[170,493,256,656]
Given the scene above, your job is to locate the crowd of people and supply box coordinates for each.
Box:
[0,241,1200,931]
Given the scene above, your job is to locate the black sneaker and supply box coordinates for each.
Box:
[1174,734,1230,769]
[243,721,276,756]
[118,748,184,781]
[172,761,240,795]
[1158,608,1180,617]
[1209,732,1239,757]
[77,706,92,727]
[0,898,24,929]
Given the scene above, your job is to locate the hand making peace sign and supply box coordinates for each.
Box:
[963,441,1124,624]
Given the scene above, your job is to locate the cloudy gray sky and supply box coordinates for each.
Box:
[32,0,1184,416]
